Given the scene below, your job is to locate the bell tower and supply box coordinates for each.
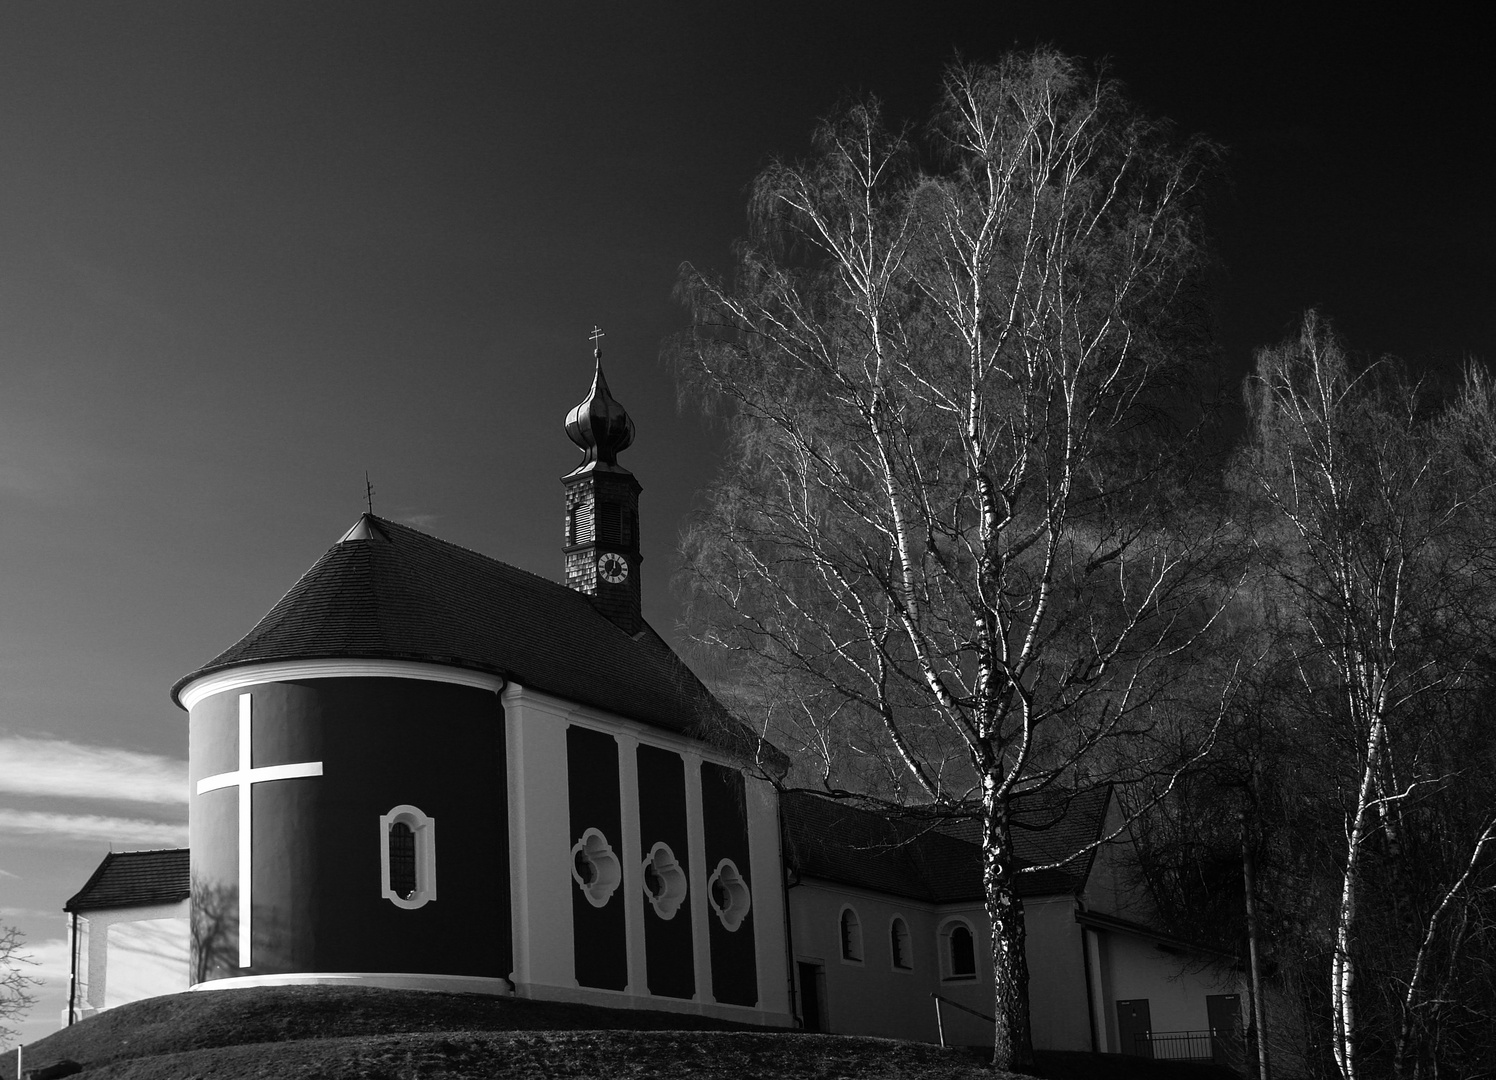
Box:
[563,330,642,634]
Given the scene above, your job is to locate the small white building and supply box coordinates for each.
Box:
[62,849,190,1023]
[780,789,1246,1062]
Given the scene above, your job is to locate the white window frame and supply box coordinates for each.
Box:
[641,841,688,920]
[570,827,623,908]
[938,916,978,981]
[380,804,437,910]
[889,914,914,973]
[706,858,752,932]
[838,905,864,965]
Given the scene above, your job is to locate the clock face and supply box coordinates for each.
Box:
[597,552,629,584]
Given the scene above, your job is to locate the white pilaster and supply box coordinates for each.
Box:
[504,684,573,992]
[747,776,790,1015]
[683,751,713,1004]
[615,732,645,996]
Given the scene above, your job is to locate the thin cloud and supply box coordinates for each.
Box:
[23,936,71,987]
[0,737,187,804]
[394,511,439,530]
[0,907,54,920]
[0,810,186,848]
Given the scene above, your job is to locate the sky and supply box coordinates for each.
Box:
[1,1,1489,1045]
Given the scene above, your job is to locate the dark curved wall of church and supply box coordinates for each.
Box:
[637,744,693,999]
[702,763,756,1006]
[566,725,627,991]
[188,677,510,983]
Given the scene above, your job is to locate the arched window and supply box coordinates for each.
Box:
[939,918,977,980]
[388,822,417,899]
[380,805,436,909]
[839,906,863,963]
[890,916,913,971]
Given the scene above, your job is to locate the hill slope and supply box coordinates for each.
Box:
[5,986,1239,1080]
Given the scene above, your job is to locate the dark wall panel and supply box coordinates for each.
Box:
[189,677,510,984]
[701,763,757,1006]
[566,725,627,991]
[637,744,693,999]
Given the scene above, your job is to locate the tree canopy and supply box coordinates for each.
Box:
[676,50,1226,1068]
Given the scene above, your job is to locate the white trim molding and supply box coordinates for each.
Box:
[888,914,914,973]
[501,683,747,771]
[380,804,437,909]
[570,828,623,909]
[707,859,752,932]
[641,842,688,920]
[191,972,512,995]
[179,659,506,711]
[838,905,864,965]
[937,916,979,981]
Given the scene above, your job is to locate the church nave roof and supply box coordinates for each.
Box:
[171,514,745,751]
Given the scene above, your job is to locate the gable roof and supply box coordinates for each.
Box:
[65,849,190,913]
[171,515,760,757]
[780,786,1110,903]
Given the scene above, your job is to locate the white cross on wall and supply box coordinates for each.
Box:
[196,693,324,969]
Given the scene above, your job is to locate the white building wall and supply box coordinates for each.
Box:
[1092,929,1240,1053]
[788,880,991,1046]
[68,900,189,1020]
[745,775,789,1019]
[1023,897,1092,1052]
[503,683,792,1027]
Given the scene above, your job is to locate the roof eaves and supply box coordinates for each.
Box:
[1076,908,1238,962]
[63,852,117,913]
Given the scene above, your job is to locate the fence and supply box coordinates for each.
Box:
[1134,1029,1216,1062]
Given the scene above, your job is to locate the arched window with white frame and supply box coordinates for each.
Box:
[380,804,436,909]
[889,915,913,971]
[839,905,863,963]
[939,917,977,980]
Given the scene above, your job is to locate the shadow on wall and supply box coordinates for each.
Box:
[190,879,236,985]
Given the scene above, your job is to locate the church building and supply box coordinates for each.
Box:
[60,347,1247,1061]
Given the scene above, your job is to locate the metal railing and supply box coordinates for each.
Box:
[930,992,994,1049]
[1134,1029,1214,1062]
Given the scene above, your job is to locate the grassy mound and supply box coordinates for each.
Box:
[5,985,1241,1079]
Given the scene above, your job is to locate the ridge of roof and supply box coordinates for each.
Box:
[64,848,190,913]
[780,787,1110,903]
[169,515,761,757]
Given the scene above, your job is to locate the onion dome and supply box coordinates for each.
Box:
[565,349,634,468]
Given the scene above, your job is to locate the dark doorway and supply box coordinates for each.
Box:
[797,962,824,1032]
[1116,998,1152,1057]
[1207,994,1245,1069]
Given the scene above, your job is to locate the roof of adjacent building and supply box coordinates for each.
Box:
[780,785,1110,902]
[170,515,761,757]
[64,848,190,913]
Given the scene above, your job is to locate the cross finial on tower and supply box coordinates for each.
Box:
[365,472,375,516]
[589,325,605,358]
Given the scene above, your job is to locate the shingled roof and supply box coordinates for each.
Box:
[64,849,190,913]
[781,785,1110,902]
[171,515,753,754]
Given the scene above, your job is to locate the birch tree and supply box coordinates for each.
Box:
[677,51,1226,1069]
[1242,314,1496,1080]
